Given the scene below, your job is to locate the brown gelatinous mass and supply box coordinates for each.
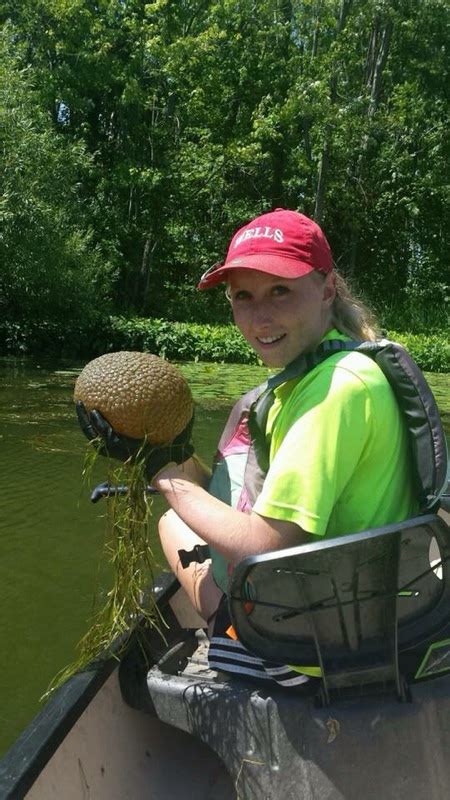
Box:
[74,351,193,443]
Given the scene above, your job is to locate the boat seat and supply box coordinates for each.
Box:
[229,512,450,704]
[121,511,450,799]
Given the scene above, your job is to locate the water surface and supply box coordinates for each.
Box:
[0,358,448,755]
[0,358,269,755]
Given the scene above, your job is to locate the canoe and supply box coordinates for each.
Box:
[1,502,450,800]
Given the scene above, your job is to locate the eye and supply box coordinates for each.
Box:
[232,289,252,301]
[271,284,290,297]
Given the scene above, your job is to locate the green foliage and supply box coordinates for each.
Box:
[0,0,448,333]
[0,318,105,358]
[0,314,446,372]
[0,26,115,327]
[376,296,448,336]
[103,317,450,373]
[105,317,258,364]
[387,331,449,374]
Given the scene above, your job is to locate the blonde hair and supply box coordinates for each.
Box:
[331,271,380,342]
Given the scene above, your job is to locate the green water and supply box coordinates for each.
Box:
[0,358,448,756]
[0,358,270,756]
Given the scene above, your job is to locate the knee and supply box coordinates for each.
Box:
[158,511,168,538]
[158,509,175,542]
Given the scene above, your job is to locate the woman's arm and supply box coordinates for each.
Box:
[154,463,312,566]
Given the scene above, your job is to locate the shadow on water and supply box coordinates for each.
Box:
[0,357,447,756]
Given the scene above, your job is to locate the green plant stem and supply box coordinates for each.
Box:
[44,451,165,698]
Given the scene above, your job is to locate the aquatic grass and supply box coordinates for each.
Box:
[44,444,166,697]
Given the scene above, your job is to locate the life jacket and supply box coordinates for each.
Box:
[208,338,448,593]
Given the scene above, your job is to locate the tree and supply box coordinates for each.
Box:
[0,26,114,332]
[1,0,448,331]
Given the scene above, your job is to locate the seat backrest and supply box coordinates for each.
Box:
[229,514,450,700]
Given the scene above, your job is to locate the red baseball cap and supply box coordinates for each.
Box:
[198,208,333,290]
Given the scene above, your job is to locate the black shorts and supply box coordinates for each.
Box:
[208,595,316,691]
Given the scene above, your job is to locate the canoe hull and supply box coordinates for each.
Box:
[25,668,233,800]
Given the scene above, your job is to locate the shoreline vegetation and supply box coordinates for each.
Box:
[0,317,448,373]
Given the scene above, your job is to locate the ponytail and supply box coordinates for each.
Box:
[331,271,380,342]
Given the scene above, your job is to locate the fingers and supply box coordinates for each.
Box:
[76,401,100,442]
[87,410,144,461]
[90,409,114,438]
[75,403,112,458]
[76,402,184,467]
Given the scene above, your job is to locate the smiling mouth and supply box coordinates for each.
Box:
[256,334,286,345]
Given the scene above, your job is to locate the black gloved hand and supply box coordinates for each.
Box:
[76,401,146,461]
[76,401,195,478]
[143,418,195,482]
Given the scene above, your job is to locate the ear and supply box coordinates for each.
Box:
[322,271,336,307]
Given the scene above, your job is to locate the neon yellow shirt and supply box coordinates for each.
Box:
[253,329,418,536]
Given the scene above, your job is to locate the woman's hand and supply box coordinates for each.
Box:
[76,401,195,478]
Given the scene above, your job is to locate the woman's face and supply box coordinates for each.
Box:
[228,269,336,368]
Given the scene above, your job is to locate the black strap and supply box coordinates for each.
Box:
[248,339,361,470]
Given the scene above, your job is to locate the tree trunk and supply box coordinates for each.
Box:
[368,19,393,119]
[269,0,293,207]
[314,0,353,223]
[349,16,394,274]
[314,138,329,225]
[135,234,157,312]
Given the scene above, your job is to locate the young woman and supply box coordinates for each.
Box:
[150,208,417,686]
[78,208,417,686]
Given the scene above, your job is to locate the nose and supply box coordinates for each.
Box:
[251,297,274,328]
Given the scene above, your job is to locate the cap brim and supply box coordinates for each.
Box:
[197,254,315,290]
